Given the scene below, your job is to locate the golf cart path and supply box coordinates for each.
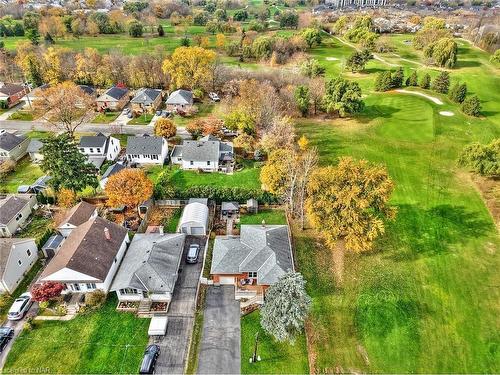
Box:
[394,89,444,105]
[333,36,398,67]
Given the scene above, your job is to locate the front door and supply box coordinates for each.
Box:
[72,283,81,291]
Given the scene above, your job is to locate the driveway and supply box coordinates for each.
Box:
[197,286,240,374]
[154,235,206,374]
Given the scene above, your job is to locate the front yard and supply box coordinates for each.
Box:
[91,111,120,124]
[127,113,154,125]
[4,295,150,373]
[7,110,36,121]
[1,156,44,193]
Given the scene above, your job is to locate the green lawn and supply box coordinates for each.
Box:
[1,157,44,193]
[294,91,500,373]
[163,208,181,233]
[127,114,154,125]
[174,102,215,126]
[4,295,149,373]
[91,111,120,124]
[239,210,287,225]
[241,311,309,374]
[7,110,35,121]
[18,215,53,246]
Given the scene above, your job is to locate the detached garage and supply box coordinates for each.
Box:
[179,202,209,235]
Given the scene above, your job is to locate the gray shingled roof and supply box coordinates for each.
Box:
[79,133,108,148]
[0,83,24,96]
[27,138,43,153]
[126,136,163,155]
[222,202,239,211]
[0,131,25,152]
[131,88,162,105]
[78,85,96,96]
[182,140,219,162]
[211,225,294,285]
[0,195,30,225]
[170,145,183,158]
[111,233,185,293]
[102,163,125,180]
[59,201,96,227]
[166,89,193,106]
[103,86,128,100]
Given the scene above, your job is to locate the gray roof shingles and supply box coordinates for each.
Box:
[0,196,30,225]
[166,89,193,106]
[126,136,164,155]
[0,132,26,152]
[131,88,162,105]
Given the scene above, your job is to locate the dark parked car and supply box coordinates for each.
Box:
[139,345,160,374]
[0,327,14,352]
[186,244,200,264]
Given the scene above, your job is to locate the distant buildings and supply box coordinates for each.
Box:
[325,0,387,7]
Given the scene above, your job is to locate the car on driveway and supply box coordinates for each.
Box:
[0,327,14,352]
[186,243,200,264]
[139,344,160,374]
[208,92,220,102]
[8,292,32,321]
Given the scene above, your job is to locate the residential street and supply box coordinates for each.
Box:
[197,286,240,375]
[0,120,153,135]
[153,236,206,374]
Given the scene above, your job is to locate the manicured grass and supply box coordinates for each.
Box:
[239,210,287,225]
[163,208,181,233]
[91,111,120,124]
[174,102,215,127]
[111,133,129,147]
[127,113,154,125]
[241,311,309,374]
[294,91,500,373]
[18,215,53,246]
[4,295,149,373]
[7,110,34,121]
[1,157,44,193]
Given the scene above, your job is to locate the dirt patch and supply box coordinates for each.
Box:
[332,240,346,285]
[439,111,454,116]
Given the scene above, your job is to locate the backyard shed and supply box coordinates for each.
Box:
[246,199,258,213]
[179,202,209,235]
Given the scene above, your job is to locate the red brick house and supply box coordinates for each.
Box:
[0,83,27,108]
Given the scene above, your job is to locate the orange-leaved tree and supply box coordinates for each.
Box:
[105,168,153,208]
[154,118,177,139]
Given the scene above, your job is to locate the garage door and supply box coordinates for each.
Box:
[190,227,205,235]
[219,276,235,285]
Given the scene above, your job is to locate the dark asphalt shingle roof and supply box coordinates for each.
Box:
[78,85,96,96]
[0,195,30,225]
[126,136,164,155]
[102,163,126,180]
[103,86,129,101]
[0,131,26,152]
[59,201,96,227]
[79,133,108,148]
[131,88,162,105]
[0,83,25,96]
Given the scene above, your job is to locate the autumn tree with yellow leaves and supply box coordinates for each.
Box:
[154,118,177,139]
[105,169,153,209]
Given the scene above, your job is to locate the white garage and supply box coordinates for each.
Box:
[179,202,209,235]
[218,276,235,285]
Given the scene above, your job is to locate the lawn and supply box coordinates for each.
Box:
[7,110,35,121]
[294,91,500,373]
[239,210,287,225]
[91,111,120,124]
[173,102,215,127]
[4,295,150,373]
[241,311,309,374]
[1,156,44,193]
[18,214,53,246]
[163,208,182,233]
[127,113,154,125]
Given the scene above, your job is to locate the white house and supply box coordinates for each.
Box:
[78,133,121,169]
[165,89,193,111]
[27,138,44,162]
[0,130,29,162]
[39,217,129,293]
[0,238,38,293]
[126,135,168,165]
[0,194,37,238]
[178,201,209,235]
[171,135,234,173]
[57,201,98,238]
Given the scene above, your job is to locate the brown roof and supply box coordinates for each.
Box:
[0,83,25,96]
[0,195,30,225]
[59,201,96,227]
[40,217,128,282]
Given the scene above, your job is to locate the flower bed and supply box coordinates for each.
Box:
[117,301,139,310]
[150,302,168,312]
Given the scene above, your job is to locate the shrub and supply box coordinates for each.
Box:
[85,289,106,307]
[461,95,481,117]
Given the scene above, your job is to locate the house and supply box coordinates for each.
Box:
[0,83,27,108]
[130,88,163,114]
[0,130,29,162]
[27,138,44,162]
[77,85,97,97]
[0,238,38,293]
[39,216,129,293]
[171,135,234,173]
[111,233,186,312]
[166,89,193,111]
[96,86,130,112]
[57,201,98,238]
[41,234,64,258]
[0,194,37,238]
[210,224,294,302]
[126,135,168,165]
[100,163,126,189]
[24,83,50,107]
[78,133,121,169]
[178,201,209,235]
[221,202,239,216]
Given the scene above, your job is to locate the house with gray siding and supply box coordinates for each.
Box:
[0,194,37,238]
[0,130,29,162]
[0,238,38,293]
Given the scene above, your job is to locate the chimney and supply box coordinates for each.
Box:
[104,227,111,241]
[261,219,266,228]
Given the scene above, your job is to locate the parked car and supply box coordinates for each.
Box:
[123,108,130,114]
[186,244,200,264]
[127,112,134,118]
[139,344,160,374]
[208,92,220,102]
[161,111,172,118]
[0,327,14,352]
[7,292,32,321]
[155,110,162,116]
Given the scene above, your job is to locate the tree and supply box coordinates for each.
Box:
[300,58,325,78]
[458,139,499,177]
[308,77,325,115]
[301,28,322,49]
[23,11,40,45]
[233,133,255,154]
[298,135,309,151]
[57,188,77,208]
[424,37,458,68]
[306,157,396,281]
[260,149,296,197]
[260,272,311,343]
[279,10,299,29]
[323,77,364,117]
[406,70,418,86]
[374,71,393,92]
[162,46,216,90]
[491,49,500,63]
[128,20,143,37]
[44,32,54,45]
[252,36,274,60]
[420,73,431,89]
[35,81,95,137]
[40,134,98,191]
[31,282,64,302]
[432,71,450,94]
[233,9,248,21]
[154,118,177,138]
[461,95,481,117]
[186,120,204,139]
[391,67,404,88]
[224,109,256,135]
[294,85,310,117]
[105,168,153,208]
[259,116,296,154]
[345,49,372,73]
[448,82,467,103]
[215,33,226,50]
[157,24,164,37]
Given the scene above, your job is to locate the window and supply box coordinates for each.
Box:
[17,260,22,266]
[89,148,94,153]
[96,148,101,153]
[190,161,194,166]
[207,161,211,166]
[26,249,32,257]
[152,155,158,160]
[15,213,22,221]
[248,272,257,278]
[86,283,96,290]
[79,148,84,152]
[119,288,138,295]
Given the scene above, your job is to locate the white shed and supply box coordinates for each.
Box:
[179,202,209,235]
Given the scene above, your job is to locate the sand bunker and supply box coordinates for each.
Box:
[326,57,339,61]
[439,111,454,116]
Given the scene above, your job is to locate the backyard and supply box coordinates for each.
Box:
[4,295,150,373]
[1,156,44,193]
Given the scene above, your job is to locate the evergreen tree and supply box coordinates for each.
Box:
[374,71,393,92]
[448,82,467,103]
[26,28,40,45]
[323,77,364,117]
[432,71,450,93]
[458,139,499,177]
[420,73,431,89]
[260,272,311,343]
[406,70,418,86]
[391,67,404,88]
[44,32,54,44]
[461,95,481,117]
[294,85,311,117]
[157,24,164,37]
[180,36,190,47]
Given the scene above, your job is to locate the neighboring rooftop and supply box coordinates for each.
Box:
[126,135,164,155]
[78,85,96,96]
[101,86,129,101]
[166,89,193,105]
[79,132,108,148]
[0,131,26,152]
[59,201,96,228]
[102,163,126,180]
[27,138,43,153]
[0,83,25,96]
[131,88,162,105]
[0,195,31,225]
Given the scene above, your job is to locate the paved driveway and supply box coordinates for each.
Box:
[154,235,206,374]
[197,286,241,374]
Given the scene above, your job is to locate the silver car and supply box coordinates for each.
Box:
[186,244,200,264]
[8,292,32,321]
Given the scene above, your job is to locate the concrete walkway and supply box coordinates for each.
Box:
[197,286,241,374]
